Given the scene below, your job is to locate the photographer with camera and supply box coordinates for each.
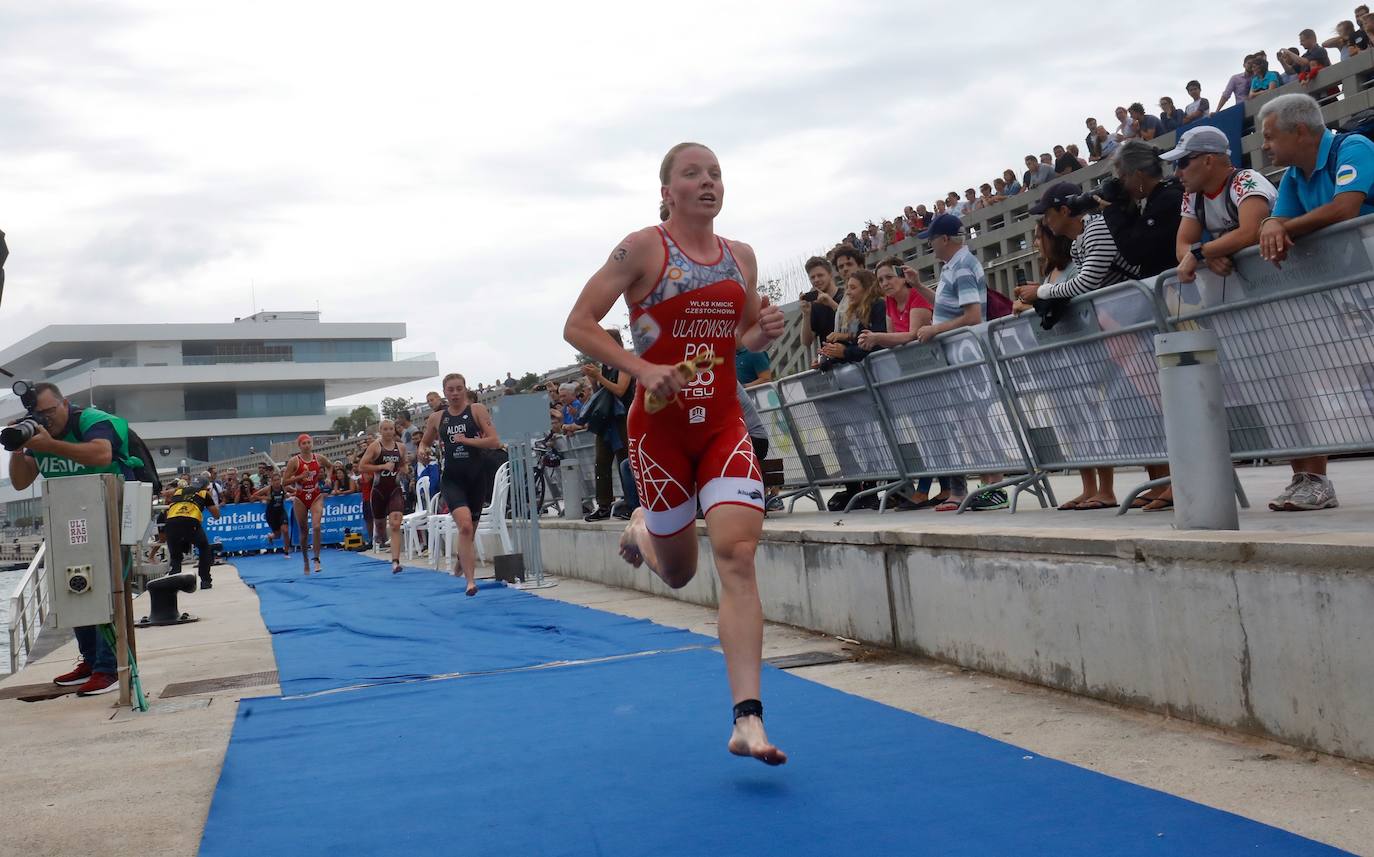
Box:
[5,381,148,696]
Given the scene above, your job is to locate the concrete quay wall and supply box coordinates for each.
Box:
[538,521,1374,764]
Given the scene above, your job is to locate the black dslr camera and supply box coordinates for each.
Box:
[1,380,48,452]
[1062,176,1129,216]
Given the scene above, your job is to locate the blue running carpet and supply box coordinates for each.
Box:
[200,553,1351,856]
[231,550,711,695]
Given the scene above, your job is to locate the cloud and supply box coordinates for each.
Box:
[0,0,1353,411]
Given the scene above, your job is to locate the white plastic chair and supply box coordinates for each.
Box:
[475,462,513,563]
[429,490,462,571]
[401,476,432,559]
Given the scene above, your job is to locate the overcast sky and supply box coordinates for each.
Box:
[0,0,1351,407]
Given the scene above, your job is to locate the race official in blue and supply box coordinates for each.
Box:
[1255,93,1363,514]
[1259,93,1374,263]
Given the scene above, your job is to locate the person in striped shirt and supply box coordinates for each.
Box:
[1017,181,1140,301]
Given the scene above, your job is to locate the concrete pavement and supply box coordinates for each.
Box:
[1,549,1370,855]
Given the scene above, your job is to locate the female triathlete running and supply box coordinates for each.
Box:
[420,373,502,596]
[283,434,327,575]
[360,419,409,574]
[250,470,291,557]
[563,142,788,765]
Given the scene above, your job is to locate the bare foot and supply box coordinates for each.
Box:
[618,509,645,568]
[1058,493,1089,511]
[465,583,478,597]
[392,561,403,574]
[727,715,787,766]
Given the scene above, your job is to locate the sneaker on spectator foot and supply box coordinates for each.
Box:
[584,506,612,522]
[1280,473,1338,511]
[54,661,92,687]
[765,495,785,512]
[1267,475,1302,511]
[76,672,118,696]
[967,488,1009,512]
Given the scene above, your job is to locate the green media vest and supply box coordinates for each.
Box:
[29,407,143,480]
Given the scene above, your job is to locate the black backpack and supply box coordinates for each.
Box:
[126,428,162,496]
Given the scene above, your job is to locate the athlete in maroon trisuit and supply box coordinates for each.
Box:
[360,419,409,574]
[564,142,788,765]
[283,433,326,575]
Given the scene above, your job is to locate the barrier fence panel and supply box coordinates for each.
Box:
[865,327,1048,511]
[564,429,606,507]
[987,281,1172,484]
[744,383,823,510]
[777,362,902,509]
[1157,215,1374,461]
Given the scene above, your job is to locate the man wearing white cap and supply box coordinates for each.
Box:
[1165,125,1277,284]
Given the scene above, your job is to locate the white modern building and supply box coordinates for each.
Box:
[0,311,438,468]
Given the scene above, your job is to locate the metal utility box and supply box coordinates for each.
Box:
[488,393,555,442]
[43,474,120,629]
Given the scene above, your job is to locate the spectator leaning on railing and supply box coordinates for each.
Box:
[1094,125,1119,162]
[819,269,885,367]
[1257,92,1374,512]
[1166,125,1277,285]
[1023,154,1055,190]
[907,214,1006,512]
[1128,103,1162,142]
[1249,55,1282,94]
[1113,105,1137,141]
[1325,19,1366,57]
[1182,80,1211,125]
[1002,169,1022,195]
[1159,97,1184,133]
[859,258,948,510]
[1020,182,1141,302]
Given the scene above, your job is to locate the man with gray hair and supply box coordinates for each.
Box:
[553,382,583,435]
[1255,92,1374,511]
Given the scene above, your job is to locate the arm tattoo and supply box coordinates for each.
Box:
[612,246,629,262]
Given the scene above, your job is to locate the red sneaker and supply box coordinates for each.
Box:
[53,661,93,687]
[76,672,118,696]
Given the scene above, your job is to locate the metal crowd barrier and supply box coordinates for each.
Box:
[777,362,903,511]
[563,427,638,509]
[869,327,1050,512]
[744,384,824,511]
[1156,214,1374,463]
[562,430,601,506]
[986,280,1168,512]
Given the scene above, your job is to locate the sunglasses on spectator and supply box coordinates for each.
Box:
[1175,155,1199,169]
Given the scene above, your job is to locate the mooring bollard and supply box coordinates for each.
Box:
[1155,329,1239,530]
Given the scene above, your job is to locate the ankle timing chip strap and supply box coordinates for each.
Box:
[732,699,763,723]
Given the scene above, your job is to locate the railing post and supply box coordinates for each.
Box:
[1155,330,1239,530]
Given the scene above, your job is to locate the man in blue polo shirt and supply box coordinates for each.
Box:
[909,213,1004,512]
[1255,93,1372,513]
